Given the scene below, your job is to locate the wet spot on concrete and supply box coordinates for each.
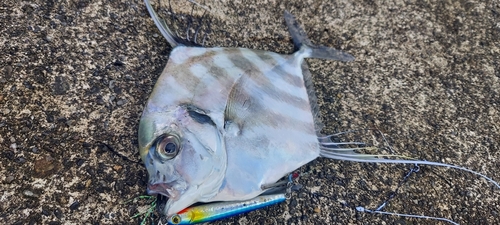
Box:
[53,76,70,95]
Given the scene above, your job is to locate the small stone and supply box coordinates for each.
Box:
[6,176,14,183]
[113,165,123,171]
[23,190,38,197]
[3,150,14,160]
[108,80,115,89]
[31,147,39,153]
[10,143,17,150]
[17,157,26,164]
[69,201,80,210]
[113,60,124,66]
[85,179,92,188]
[96,96,105,105]
[116,99,127,106]
[10,137,15,143]
[291,184,303,191]
[104,212,115,219]
[114,181,124,191]
[53,208,63,219]
[42,206,51,216]
[76,158,85,167]
[66,120,74,126]
[4,66,12,78]
[314,206,321,213]
[34,155,60,178]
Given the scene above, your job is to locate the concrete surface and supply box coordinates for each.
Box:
[1,0,499,224]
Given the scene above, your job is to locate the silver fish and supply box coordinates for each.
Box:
[139,0,500,219]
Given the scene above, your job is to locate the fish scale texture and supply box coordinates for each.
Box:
[0,0,499,224]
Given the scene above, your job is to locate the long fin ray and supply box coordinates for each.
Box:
[144,0,181,47]
[319,143,500,189]
[284,11,355,62]
[145,0,203,47]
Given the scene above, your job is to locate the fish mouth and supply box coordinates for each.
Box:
[148,183,179,217]
[155,194,169,215]
[147,182,181,199]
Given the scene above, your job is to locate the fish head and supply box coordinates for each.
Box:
[138,104,227,216]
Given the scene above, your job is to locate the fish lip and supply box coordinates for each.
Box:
[147,182,180,199]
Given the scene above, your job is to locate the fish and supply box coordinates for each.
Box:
[138,0,500,222]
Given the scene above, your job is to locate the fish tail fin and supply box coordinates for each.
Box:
[317,133,500,189]
[284,11,355,62]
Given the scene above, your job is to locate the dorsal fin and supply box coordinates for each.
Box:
[144,0,202,47]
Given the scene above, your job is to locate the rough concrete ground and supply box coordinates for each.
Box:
[1,0,499,224]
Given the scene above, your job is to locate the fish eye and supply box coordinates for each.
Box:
[155,134,180,160]
[169,214,182,224]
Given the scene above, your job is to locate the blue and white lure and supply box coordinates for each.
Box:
[166,192,287,224]
[138,0,500,224]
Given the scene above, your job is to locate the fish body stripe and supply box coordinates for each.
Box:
[232,76,314,125]
[149,47,312,116]
[239,49,309,99]
[150,46,318,135]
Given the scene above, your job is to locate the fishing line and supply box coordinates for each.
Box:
[123,195,159,225]
[374,164,420,211]
[97,141,142,165]
[356,206,459,225]
[329,128,494,224]
[355,163,460,225]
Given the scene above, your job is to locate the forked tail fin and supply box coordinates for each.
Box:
[284,11,355,62]
[318,132,500,189]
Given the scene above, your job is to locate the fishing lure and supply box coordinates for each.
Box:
[139,0,500,223]
[166,193,286,224]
